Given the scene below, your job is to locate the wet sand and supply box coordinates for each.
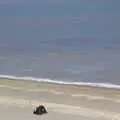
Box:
[0,79,120,120]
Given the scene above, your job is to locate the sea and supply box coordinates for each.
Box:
[0,0,120,89]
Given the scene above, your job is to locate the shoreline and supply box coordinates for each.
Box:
[0,78,120,105]
[0,75,120,90]
[0,78,120,95]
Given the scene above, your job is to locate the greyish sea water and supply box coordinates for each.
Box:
[0,0,120,89]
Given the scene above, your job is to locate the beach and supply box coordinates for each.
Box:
[0,79,120,120]
[1,0,120,120]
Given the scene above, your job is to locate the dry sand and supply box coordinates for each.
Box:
[0,79,120,120]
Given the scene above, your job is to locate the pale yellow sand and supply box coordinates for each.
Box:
[0,79,120,120]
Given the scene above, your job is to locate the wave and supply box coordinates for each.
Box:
[0,74,120,89]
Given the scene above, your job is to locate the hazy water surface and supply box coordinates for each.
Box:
[0,0,120,85]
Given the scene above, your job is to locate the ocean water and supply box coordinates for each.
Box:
[0,0,120,89]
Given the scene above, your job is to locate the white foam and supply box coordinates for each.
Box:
[0,74,120,89]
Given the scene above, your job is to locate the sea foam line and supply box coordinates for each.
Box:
[0,74,120,89]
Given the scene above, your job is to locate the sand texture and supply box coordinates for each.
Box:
[0,79,120,120]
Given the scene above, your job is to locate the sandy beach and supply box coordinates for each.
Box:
[0,79,120,120]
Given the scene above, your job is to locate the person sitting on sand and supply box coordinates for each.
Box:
[33,105,48,115]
